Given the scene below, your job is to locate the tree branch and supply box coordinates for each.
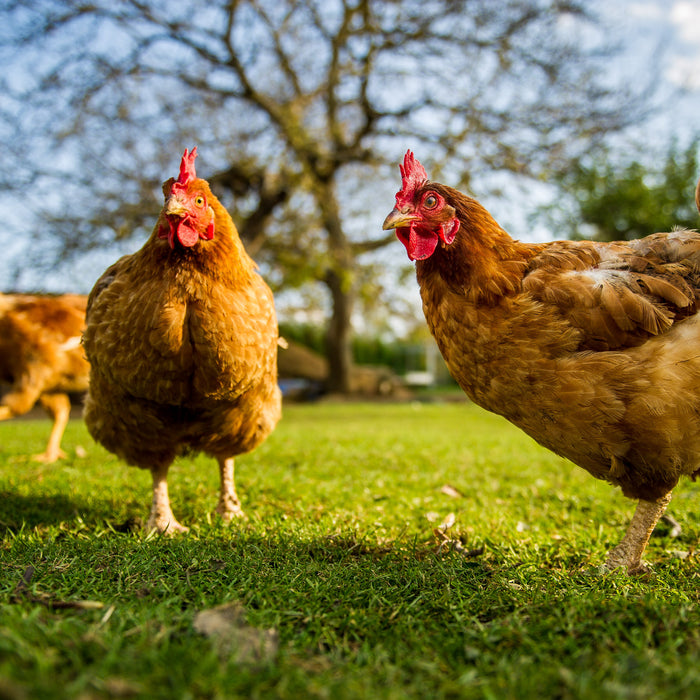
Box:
[351,232,398,256]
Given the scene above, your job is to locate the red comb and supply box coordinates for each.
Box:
[396,150,428,208]
[177,146,198,185]
[400,150,428,190]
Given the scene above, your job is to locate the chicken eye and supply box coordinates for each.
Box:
[423,194,438,209]
[194,195,205,207]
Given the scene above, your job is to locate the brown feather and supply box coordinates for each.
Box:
[634,272,694,308]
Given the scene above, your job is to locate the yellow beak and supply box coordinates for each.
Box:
[382,208,418,230]
[164,195,188,217]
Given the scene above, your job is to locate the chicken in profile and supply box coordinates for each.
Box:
[0,293,89,462]
[83,148,281,533]
[383,150,700,573]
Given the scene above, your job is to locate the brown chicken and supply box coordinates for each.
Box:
[383,150,700,573]
[83,148,281,533]
[0,293,89,462]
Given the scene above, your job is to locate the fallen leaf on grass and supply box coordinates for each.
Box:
[440,484,463,498]
[425,512,456,530]
[437,540,485,559]
[433,524,484,559]
[193,602,278,664]
[669,549,693,560]
[439,512,456,531]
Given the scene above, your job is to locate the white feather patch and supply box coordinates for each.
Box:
[59,336,82,352]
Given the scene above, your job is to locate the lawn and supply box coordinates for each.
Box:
[2,401,700,699]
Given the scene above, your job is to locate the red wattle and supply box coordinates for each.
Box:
[176,221,200,247]
[396,225,438,261]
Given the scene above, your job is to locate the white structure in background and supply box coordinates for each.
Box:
[404,340,441,387]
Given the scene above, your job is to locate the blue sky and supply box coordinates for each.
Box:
[661,1,700,88]
[639,0,700,84]
[2,0,700,305]
[605,0,700,137]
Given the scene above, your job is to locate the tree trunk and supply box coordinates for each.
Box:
[324,268,354,394]
[316,179,356,394]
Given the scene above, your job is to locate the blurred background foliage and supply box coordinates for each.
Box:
[540,138,700,242]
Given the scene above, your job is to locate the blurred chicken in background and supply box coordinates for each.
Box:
[0,293,89,462]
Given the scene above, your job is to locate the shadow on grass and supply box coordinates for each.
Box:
[0,490,138,535]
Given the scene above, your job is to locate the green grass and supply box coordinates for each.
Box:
[2,402,700,699]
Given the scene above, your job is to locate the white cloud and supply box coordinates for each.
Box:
[670,1,700,44]
[665,1,700,88]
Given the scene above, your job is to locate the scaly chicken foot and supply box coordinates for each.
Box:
[215,457,245,521]
[604,493,672,573]
[146,463,189,534]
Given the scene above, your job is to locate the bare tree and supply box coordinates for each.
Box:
[0,0,654,392]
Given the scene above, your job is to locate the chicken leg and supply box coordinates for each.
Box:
[215,457,245,521]
[146,462,189,534]
[605,493,672,573]
[32,393,71,463]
